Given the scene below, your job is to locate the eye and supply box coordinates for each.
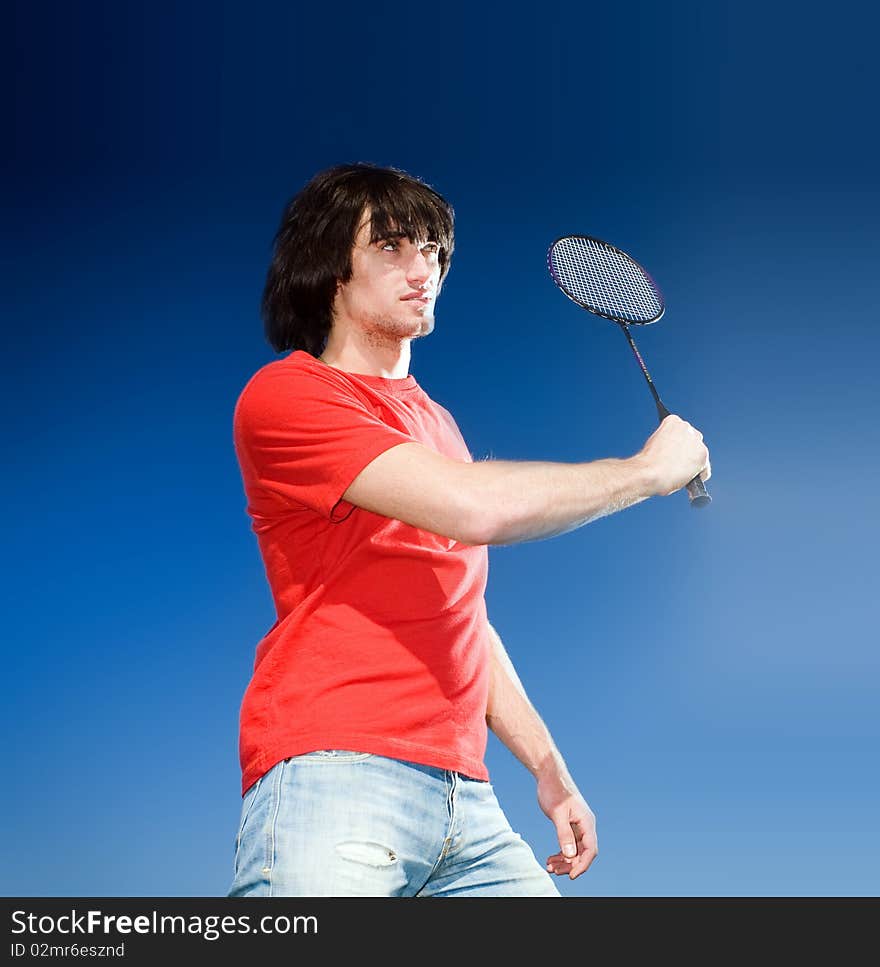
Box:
[421,242,440,256]
[380,240,399,252]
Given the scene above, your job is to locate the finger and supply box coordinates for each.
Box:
[566,847,598,879]
[547,862,573,877]
[552,820,578,861]
[566,823,598,878]
[570,847,598,878]
[570,815,597,847]
[545,852,573,871]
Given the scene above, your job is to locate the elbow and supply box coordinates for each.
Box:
[456,515,496,547]
[421,459,503,546]
[453,483,502,546]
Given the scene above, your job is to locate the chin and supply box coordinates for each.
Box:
[393,312,434,339]
[367,310,434,342]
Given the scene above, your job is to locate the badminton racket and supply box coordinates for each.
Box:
[547,234,711,508]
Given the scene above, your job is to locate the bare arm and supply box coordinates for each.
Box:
[485,621,598,879]
[342,414,710,546]
[485,620,566,780]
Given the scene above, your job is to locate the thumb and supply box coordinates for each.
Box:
[554,818,577,859]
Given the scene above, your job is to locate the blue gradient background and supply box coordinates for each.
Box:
[4,2,878,897]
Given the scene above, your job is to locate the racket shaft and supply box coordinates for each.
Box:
[621,324,666,416]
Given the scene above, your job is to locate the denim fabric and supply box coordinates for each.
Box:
[227,751,560,897]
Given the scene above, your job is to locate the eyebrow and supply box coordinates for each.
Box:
[372,232,440,249]
[374,231,408,242]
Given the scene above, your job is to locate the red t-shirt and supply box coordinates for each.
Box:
[232,350,490,794]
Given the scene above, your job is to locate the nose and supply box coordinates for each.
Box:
[406,247,434,288]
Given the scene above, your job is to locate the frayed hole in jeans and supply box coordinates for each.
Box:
[334,842,398,867]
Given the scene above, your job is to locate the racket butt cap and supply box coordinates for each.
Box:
[686,476,712,508]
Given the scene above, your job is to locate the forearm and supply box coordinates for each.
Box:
[468,454,656,546]
[485,622,569,782]
[344,415,705,547]
[344,441,660,548]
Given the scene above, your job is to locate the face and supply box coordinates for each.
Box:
[332,211,442,344]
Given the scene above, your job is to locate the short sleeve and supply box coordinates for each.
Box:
[233,365,415,521]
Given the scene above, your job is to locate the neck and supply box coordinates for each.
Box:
[319,327,412,378]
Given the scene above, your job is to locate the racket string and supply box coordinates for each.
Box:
[549,237,662,323]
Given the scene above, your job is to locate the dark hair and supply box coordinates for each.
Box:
[261,163,455,355]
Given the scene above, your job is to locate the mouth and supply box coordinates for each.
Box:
[401,291,432,305]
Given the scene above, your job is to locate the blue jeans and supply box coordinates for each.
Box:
[227,751,560,897]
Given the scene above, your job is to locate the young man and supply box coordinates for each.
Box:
[227,163,710,897]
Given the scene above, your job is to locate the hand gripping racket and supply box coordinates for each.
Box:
[547,234,711,508]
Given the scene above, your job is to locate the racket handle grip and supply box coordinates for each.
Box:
[655,405,712,507]
[686,474,711,508]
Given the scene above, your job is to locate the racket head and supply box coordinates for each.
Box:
[547,234,665,325]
